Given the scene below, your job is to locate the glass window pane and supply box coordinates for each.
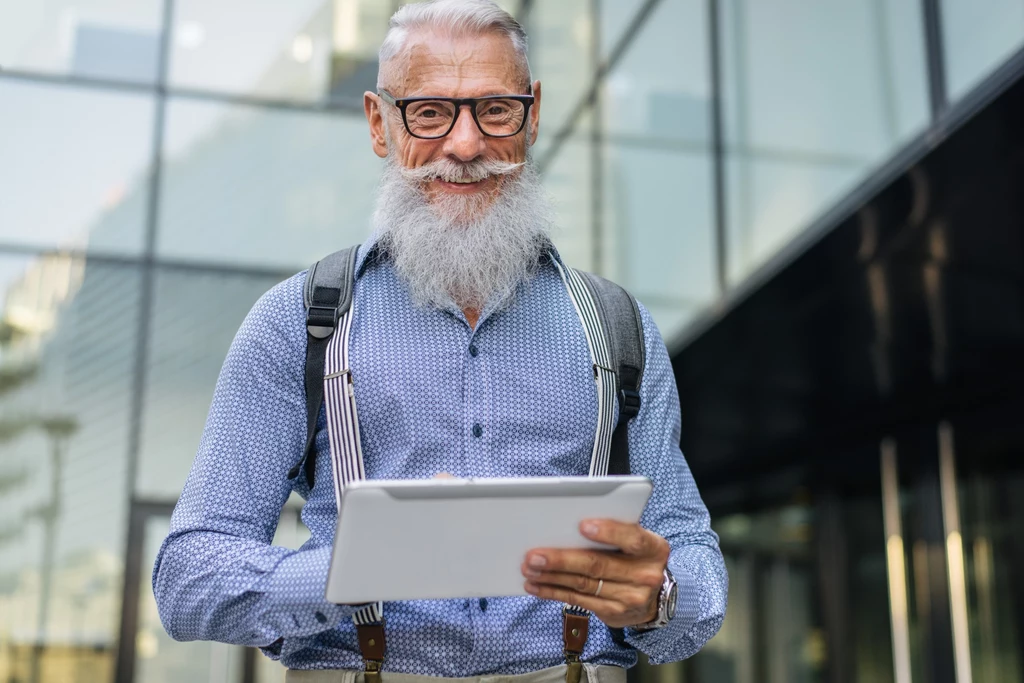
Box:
[941,0,1024,100]
[604,0,710,143]
[0,255,139,682]
[952,424,1024,683]
[168,0,523,102]
[137,268,286,499]
[709,504,826,683]
[725,156,862,285]
[600,0,645,56]
[692,553,755,681]
[721,0,929,285]
[156,98,380,269]
[530,0,594,159]
[169,0,389,102]
[0,80,152,254]
[543,119,592,271]
[603,144,715,341]
[0,0,163,83]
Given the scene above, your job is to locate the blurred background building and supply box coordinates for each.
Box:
[0,1,1022,682]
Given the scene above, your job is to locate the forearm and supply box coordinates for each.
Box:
[153,531,356,646]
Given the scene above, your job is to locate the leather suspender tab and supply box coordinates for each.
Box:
[563,612,589,653]
[563,610,589,683]
[357,623,386,683]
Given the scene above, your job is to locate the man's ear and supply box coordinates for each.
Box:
[365,91,389,159]
[528,80,542,147]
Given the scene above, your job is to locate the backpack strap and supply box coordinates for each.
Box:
[575,271,646,475]
[288,246,359,489]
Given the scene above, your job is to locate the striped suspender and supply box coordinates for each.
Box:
[322,308,385,680]
[551,259,617,478]
[551,257,618,683]
[322,253,617,683]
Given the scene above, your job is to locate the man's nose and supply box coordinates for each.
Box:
[443,105,487,162]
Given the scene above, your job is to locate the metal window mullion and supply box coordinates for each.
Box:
[590,0,604,275]
[938,423,974,683]
[708,0,728,295]
[516,0,535,24]
[0,68,365,115]
[114,0,175,680]
[881,437,914,683]
[921,0,949,120]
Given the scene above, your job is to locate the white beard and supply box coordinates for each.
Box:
[372,152,554,312]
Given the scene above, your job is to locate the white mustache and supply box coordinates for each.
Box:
[399,157,525,184]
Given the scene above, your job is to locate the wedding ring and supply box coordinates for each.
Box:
[594,579,604,597]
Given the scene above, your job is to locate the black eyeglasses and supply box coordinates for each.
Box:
[378,89,535,139]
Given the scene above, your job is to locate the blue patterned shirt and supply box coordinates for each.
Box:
[152,235,727,673]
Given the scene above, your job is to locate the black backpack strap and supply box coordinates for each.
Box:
[576,271,646,476]
[287,246,359,488]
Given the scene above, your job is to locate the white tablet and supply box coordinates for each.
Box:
[325,476,653,603]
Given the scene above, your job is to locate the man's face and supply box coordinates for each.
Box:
[365,30,542,212]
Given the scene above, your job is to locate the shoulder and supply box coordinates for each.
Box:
[234,270,309,362]
[633,299,667,356]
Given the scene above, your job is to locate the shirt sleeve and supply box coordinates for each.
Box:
[621,302,728,663]
[151,274,358,648]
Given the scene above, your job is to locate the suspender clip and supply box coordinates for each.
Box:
[564,656,582,683]
[364,658,383,683]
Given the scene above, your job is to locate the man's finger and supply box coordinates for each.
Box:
[523,551,662,588]
[521,569,629,599]
[579,519,667,558]
[522,582,623,618]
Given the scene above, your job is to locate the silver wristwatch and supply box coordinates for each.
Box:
[631,568,678,631]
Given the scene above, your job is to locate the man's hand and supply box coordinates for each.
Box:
[521,519,670,628]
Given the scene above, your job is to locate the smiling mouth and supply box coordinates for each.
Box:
[431,176,493,193]
[433,175,488,185]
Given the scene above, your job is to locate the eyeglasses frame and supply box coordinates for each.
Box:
[377,89,536,139]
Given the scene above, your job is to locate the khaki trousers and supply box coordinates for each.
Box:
[285,664,626,683]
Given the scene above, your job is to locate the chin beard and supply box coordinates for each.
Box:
[372,153,554,312]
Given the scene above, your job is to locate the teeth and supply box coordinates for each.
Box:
[441,176,484,184]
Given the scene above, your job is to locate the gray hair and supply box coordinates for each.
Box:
[377,0,532,91]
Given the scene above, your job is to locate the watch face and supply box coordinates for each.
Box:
[666,582,678,619]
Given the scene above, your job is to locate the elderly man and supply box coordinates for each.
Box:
[153,1,727,681]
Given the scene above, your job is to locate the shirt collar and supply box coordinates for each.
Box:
[353,231,386,279]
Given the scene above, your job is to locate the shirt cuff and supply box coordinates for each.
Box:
[624,556,700,662]
[260,545,355,638]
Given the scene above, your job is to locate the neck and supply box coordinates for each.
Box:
[462,307,480,329]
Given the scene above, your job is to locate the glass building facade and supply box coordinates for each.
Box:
[0,1,1022,682]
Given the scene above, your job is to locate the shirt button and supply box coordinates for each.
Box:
[469,344,479,357]
[472,424,483,438]
[479,598,488,611]
[314,611,327,624]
